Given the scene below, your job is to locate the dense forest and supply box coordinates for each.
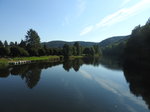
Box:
[124,18,150,66]
[100,18,150,63]
[0,29,102,58]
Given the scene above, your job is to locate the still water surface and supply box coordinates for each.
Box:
[0,58,150,112]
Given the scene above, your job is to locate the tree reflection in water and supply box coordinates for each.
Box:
[63,57,101,72]
[0,57,150,109]
[0,62,61,89]
[123,61,150,109]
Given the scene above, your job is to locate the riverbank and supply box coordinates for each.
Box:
[0,55,84,68]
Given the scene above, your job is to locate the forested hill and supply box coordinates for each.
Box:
[42,41,98,48]
[99,35,130,47]
[42,36,129,48]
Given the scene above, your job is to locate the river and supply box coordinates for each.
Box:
[0,57,150,112]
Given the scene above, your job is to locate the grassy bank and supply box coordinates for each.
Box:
[69,56,84,60]
[0,55,84,68]
[0,58,9,68]
[12,56,61,61]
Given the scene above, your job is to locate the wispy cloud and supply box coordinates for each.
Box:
[79,69,93,79]
[121,0,131,7]
[96,0,150,27]
[80,25,94,36]
[80,0,150,36]
[77,0,86,17]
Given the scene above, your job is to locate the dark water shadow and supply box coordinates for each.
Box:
[123,61,150,109]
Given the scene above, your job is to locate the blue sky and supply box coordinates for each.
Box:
[0,0,150,43]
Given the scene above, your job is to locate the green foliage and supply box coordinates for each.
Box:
[99,36,129,47]
[25,29,41,49]
[4,40,8,47]
[9,41,15,47]
[102,41,126,58]
[38,48,46,56]
[10,46,29,57]
[0,47,10,57]
[83,47,90,55]
[99,35,129,59]
[63,44,71,58]
[93,45,102,56]
[83,46,99,56]
[42,41,97,48]
[124,18,150,64]
[72,46,77,56]
[27,48,38,56]
[19,40,26,48]
[0,41,4,47]
[74,42,81,55]
[90,47,95,56]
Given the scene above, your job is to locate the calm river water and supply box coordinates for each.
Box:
[0,57,150,112]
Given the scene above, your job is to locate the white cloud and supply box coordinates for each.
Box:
[80,0,150,36]
[80,25,94,36]
[97,0,150,28]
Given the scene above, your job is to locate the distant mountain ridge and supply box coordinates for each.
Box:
[99,35,130,47]
[42,35,130,48]
[42,41,98,48]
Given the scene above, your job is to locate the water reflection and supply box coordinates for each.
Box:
[0,67,10,78]
[0,57,150,111]
[0,62,61,89]
[63,57,101,72]
[123,61,150,109]
[100,57,150,110]
[0,57,102,89]
[99,56,122,70]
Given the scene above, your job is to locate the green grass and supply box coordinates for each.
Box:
[0,55,84,69]
[69,56,84,60]
[0,58,9,68]
[12,56,60,61]
[0,56,61,68]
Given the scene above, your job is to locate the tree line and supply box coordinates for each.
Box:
[0,29,102,58]
[101,18,150,62]
[124,18,150,65]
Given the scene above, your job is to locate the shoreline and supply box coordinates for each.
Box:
[0,56,84,69]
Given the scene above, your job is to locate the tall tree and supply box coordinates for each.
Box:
[25,29,41,49]
[0,47,10,57]
[19,40,26,48]
[93,45,102,55]
[63,44,71,58]
[9,42,15,47]
[74,42,80,55]
[0,41,4,47]
[72,46,77,56]
[15,41,18,46]
[4,40,8,47]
